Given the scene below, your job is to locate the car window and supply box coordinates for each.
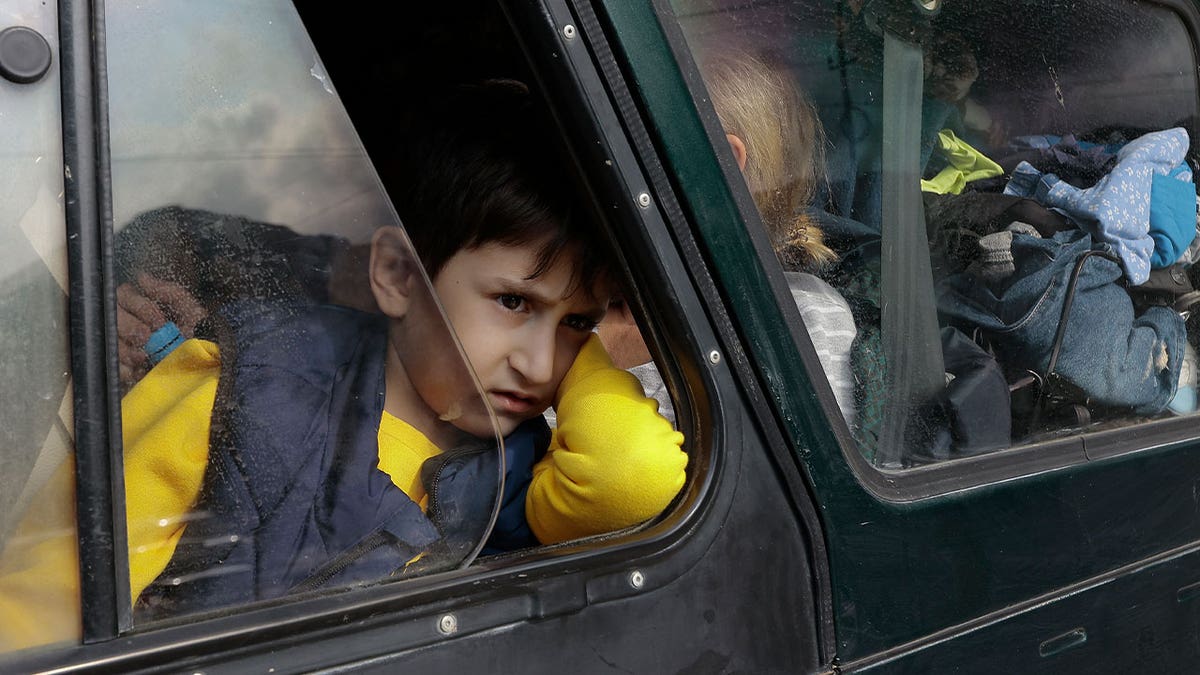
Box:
[0,1,78,657]
[1,0,506,642]
[1,0,691,659]
[669,0,1198,470]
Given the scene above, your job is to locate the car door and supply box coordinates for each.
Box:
[604,0,1200,671]
[1,0,831,672]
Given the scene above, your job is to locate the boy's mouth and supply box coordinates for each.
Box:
[490,389,540,416]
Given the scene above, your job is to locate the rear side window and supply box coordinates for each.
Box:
[668,0,1199,469]
[0,0,506,642]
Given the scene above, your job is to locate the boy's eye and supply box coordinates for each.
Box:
[564,315,599,333]
[498,294,526,311]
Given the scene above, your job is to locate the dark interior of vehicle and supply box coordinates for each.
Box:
[675,0,1200,467]
[292,2,534,191]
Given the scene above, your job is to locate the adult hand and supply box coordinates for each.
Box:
[117,273,207,387]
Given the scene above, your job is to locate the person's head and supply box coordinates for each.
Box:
[699,50,836,269]
[370,81,612,444]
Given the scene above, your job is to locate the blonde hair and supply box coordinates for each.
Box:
[700,51,836,269]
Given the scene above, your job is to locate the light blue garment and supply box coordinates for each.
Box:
[1168,342,1197,415]
[1004,128,1191,285]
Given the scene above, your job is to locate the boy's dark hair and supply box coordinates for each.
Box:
[384,81,609,297]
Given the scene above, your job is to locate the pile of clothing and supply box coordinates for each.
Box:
[929,127,1199,435]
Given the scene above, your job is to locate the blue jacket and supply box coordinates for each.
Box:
[137,303,545,619]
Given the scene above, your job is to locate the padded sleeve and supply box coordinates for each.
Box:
[525,334,687,544]
[123,339,220,600]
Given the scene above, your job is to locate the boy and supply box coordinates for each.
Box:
[0,82,686,644]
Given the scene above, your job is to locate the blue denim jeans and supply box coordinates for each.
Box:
[938,230,1185,413]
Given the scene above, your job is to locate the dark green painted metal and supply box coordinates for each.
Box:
[597,0,1200,663]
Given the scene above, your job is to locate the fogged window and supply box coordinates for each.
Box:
[670,0,1199,468]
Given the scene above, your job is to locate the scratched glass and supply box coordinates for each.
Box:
[104,0,504,625]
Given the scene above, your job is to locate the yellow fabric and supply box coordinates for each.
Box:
[0,456,80,651]
[377,411,442,510]
[0,332,687,649]
[525,334,688,544]
[0,339,219,652]
[123,339,221,602]
[920,128,1003,195]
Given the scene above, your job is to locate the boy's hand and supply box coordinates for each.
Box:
[117,273,206,387]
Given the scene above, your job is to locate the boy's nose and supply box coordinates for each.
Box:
[510,325,557,386]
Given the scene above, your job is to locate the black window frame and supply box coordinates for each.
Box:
[60,0,131,644]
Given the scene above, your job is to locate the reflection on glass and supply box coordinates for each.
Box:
[102,0,506,622]
[0,0,77,657]
[98,0,690,627]
[670,0,1198,467]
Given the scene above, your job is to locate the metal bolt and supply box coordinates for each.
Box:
[637,192,652,208]
[629,570,645,589]
[437,613,458,635]
[562,24,577,39]
[708,350,721,365]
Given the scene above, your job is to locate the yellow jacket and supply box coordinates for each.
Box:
[0,334,685,651]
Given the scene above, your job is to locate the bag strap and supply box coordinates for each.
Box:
[1030,249,1122,430]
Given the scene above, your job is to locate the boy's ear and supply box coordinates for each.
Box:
[369,227,420,319]
[726,133,748,171]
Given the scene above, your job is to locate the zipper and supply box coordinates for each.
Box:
[421,441,493,525]
[293,442,495,593]
[290,530,393,594]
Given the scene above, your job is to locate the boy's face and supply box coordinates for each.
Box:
[371,229,609,444]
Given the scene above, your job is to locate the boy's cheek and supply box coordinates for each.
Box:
[564,330,594,360]
[551,341,588,389]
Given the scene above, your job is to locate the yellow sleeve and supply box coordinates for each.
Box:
[123,339,220,601]
[525,334,687,544]
[0,339,218,652]
[0,457,82,651]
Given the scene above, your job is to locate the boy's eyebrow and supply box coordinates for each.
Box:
[501,277,561,305]
[501,274,606,315]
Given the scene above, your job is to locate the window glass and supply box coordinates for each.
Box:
[103,1,505,624]
[0,0,689,646]
[0,0,78,657]
[669,0,1199,468]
